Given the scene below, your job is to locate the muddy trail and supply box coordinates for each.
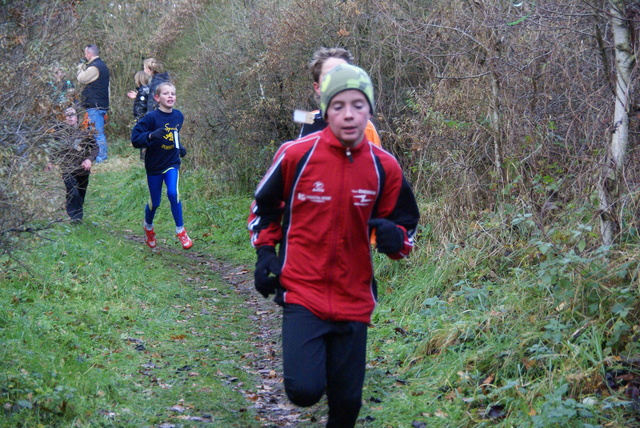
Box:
[126,234,328,427]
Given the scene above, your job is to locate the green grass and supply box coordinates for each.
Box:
[1,151,259,426]
[1,232,257,426]
[363,243,640,427]
[2,148,640,427]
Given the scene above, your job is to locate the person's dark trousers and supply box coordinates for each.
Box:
[63,173,89,221]
[282,304,367,428]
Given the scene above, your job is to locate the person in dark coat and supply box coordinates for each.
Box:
[127,70,150,120]
[76,44,109,163]
[46,107,98,223]
[127,70,151,160]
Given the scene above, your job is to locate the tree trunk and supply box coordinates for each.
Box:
[599,0,635,246]
[490,68,506,185]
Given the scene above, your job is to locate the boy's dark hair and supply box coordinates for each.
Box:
[309,47,354,84]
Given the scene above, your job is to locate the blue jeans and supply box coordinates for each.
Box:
[87,108,108,162]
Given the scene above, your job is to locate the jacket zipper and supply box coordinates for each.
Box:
[327,148,352,318]
[346,147,353,163]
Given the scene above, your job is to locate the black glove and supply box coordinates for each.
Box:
[273,286,286,306]
[368,218,405,254]
[148,128,164,140]
[254,246,282,298]
[179,146,187,158]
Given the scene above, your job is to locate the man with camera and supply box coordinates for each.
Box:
[77,44,110,163]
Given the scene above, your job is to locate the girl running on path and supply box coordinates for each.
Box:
[131,82,193,249]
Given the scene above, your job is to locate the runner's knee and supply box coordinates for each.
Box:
[285,381,324,407]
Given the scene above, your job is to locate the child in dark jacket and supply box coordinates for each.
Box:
[131,82,192,250]
[46,107,99,223]
[128,70,150,120]
[127,70,151,160]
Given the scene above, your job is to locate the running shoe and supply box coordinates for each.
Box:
[176,229,193,249]
[145,227,157,248]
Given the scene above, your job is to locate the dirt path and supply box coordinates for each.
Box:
[208,256,326,426]
[126,235,326,426]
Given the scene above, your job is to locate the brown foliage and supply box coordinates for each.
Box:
[139,0,640,241]
[0,0,166,240]
[5,0,640,246]
[1,1,84,236]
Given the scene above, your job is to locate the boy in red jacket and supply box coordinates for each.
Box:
[248,64,419,427]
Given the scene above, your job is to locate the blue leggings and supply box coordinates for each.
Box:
[145,167,184,228]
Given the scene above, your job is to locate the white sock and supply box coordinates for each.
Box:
[176,226,185,234]
[144,222,153,231]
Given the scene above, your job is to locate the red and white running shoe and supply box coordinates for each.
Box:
[176,229,193,249]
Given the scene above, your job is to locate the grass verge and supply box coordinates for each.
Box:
[2,149,640,427]
[1,153,259,426]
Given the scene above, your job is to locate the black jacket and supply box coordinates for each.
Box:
[131,108,185,175]
[133,85,150,119]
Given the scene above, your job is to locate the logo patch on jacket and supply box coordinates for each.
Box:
[352,189,376,207]
[297,192,332,203]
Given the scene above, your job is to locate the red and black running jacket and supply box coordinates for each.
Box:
[248,127,420,323]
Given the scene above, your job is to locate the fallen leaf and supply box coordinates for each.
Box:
[278,402,295,410]
[522,357,536,370]
[481,373,495,393]
[444,390,457,401]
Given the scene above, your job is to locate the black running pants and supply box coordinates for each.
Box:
[282,304,368,428]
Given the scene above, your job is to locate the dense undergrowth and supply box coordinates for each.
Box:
[368,200,640,426]
[2,141,640,426]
